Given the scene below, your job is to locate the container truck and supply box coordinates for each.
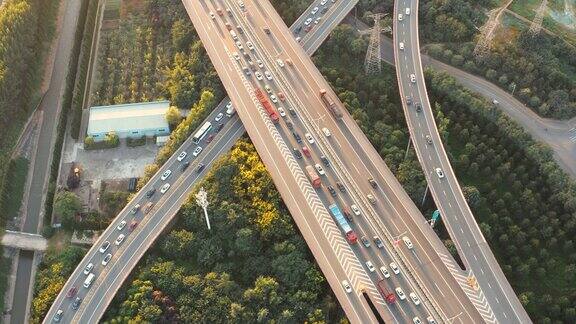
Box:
[377,280,397,304]
[255,88,279,123]
[319,89,342,119]
[305,165,321,188]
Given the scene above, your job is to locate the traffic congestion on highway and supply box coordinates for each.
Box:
[187,0,482,322]
[43,0,525,322]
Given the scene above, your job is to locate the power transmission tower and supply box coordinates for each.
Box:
[364,13,385,75]
[473,0,514,59]
[529,0,548,35]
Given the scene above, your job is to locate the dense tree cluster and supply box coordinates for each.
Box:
[102,140,344,323]
[428,31,576,119]
[0,0,59,218]
[92,0,221,109]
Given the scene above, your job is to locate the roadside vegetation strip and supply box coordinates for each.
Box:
[0,158,30,228]
[44,0,98,233]
[0,254,12,315]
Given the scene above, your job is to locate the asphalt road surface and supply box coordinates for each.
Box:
[392,0,531,323]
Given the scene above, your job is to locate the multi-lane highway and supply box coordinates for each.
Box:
[44,0,377,322]
[181,0,485,322]
[392,0,532,323]
[45,0,529,322]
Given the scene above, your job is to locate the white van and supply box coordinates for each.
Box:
[83,273,95,288]
[230,30,238,41]
[226,105,236,117]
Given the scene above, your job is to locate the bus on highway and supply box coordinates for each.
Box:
[192,121,213,144]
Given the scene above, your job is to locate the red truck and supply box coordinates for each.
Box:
[305,165,321,188]
[377,280,396,304]
[255,88,279,123]
[319,89,342,120]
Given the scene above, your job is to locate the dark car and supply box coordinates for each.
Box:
[236,25,243,33]
[327,185,337,197]
[295,26,302,34]
[406,96,413,105]
[72,297,82,310]
[263,27,271,34]
[343,208,353,222]
[286,120,293,130]
[321,155,330,166]
[415,102,422,112]
[293,148,302,159]
[206,134,215,143]
[336,182,346,192]
[293,132,302,143]
[288,106,297,116]
[321,7,328,14]
[369,178,378,189]
[145,188,156,198]
[216,123,224,132]
[180,161,190,171]
[197,163,206,173]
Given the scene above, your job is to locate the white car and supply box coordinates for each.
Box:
[246,41,255,51]
[413,317,422,324]
[232,52,240,61]
[235,41,243,50]
[426,316,437,324]
[315,163,325,175]
[193,146,203,157]
[83,263,94,275]
[114,234,125,246]
[399,42,405,50]
[342,280,352,293]
[365,261,376,272]
[311,6,319,14]
[102,253,112,266]
[305,133,315,144]
[99,241,110,253]
[395,287,406,300]
[276,59,285,67]
[238,0,245,9]
[409,292,421,305]
[321,0,328,5]
[390,262,400,275]
[435,167,445,178]
[117,220,127,231]
[209,12,216,19]
[264,71,273,80]
[256,59,264,68]
[264,84,272,93]
[255,71,263,81]
[270,94,278,103]
[405,7,411,15]
[322,127,331,137]
[215,112,224,122]
[304,18,313,26]
[314,17,322,24]
[278,107,286,117]
[403,236,414,249]
[161,169,172,181]
[130,204,140,214]
[177,151,187,161]
[410,74,416,83]
[398,13,403,21]
[380,266,391,278]
[160,183,171,194]
[351,204,361,216]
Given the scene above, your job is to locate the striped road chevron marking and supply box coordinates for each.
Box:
[228,49,385,305]
[569,127,576,142]
[438,253,498,323]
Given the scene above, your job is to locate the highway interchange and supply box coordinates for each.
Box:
[44,0,531,323]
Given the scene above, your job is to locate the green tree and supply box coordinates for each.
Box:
[54,191,82,229]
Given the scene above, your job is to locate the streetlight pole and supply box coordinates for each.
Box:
[195,187,211,230]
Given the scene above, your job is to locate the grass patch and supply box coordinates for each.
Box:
[0,157,29,228]
[0,253,13,313]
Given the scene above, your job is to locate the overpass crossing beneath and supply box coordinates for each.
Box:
[1,230,47,251]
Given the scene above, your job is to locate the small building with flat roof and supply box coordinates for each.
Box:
[87,101,171,140]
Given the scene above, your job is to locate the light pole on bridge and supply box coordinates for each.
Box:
[195,187,211,230]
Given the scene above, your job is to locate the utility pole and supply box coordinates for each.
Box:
[404,137,412,160]
[421,185,429,207]
[195,187,211,230]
